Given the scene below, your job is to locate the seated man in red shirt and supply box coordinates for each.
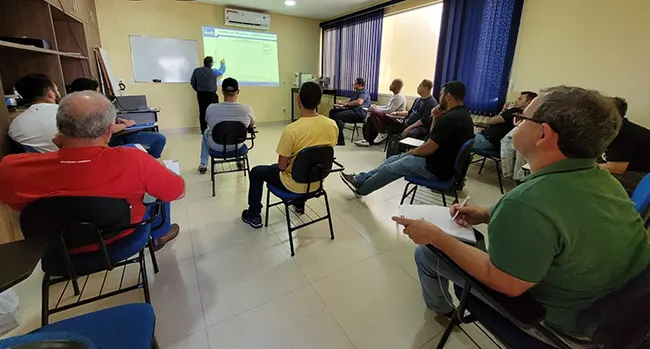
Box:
[0,91,185,252]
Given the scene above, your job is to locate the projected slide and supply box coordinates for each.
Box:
[202,27,280,86]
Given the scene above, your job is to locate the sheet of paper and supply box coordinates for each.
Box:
[398,205,477,243]
[163,160,181,176]
[399,137,425,147]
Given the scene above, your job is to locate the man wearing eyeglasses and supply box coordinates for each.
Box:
[394,86,650,344]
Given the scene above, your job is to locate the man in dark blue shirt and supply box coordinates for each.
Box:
[191,56,226,132]
[329,77,371,145]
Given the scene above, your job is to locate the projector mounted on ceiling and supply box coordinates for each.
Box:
[225,8,271,31]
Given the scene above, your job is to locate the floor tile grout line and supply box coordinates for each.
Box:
[309,282,359,349]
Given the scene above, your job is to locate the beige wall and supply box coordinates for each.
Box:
[95,0,321,130]
[509,0,650,126]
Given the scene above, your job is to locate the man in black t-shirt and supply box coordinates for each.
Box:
[473,91,537,151]
[601,97,650,194]
[340,81,474,197]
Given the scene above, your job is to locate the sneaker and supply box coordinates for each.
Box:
[236,160,245,170]
[294,204,305,215]
[340,173,363,198]
[198,165,207,174]
[241,209,263,229]
[354,139,370,147]
[374,133,388,144]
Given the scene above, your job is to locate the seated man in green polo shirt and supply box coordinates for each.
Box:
[393,86,650,342]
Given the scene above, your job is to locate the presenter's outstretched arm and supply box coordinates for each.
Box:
[213,59,227,78]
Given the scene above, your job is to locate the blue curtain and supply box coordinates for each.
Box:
[321,10,384,100]
[433,0,524,115]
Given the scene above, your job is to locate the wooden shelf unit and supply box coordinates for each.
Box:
[0,0,99,94]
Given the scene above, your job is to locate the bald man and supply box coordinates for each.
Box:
[0,91,186,252]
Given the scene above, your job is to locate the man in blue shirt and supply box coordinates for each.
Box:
[191,56,226,132]
[329,77,371,145]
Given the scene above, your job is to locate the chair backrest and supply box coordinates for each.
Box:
[631,174,650,228]
[291,145,334,188]
[20,197,132,252]
[211,121,247,146]
[587,266,650,348]
[452,138,476,188]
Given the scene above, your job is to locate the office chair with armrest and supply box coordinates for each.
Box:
[431,232,650,349]
[264,145,344,256]
[209,121,251,197]
[20,197,163,326]
[400,138,475,206]
[631,173,650,228]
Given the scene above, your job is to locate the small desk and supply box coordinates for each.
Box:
[117,108,160,132]
[0,235,50,293]
[290,88,337,122]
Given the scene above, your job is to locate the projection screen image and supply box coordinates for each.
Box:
[202,27,280,86]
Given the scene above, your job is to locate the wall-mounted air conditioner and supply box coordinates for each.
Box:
[225,8,271,30]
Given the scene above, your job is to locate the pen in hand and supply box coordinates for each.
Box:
[451,196,471,222]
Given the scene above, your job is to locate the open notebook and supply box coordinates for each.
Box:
[398,205,477,244]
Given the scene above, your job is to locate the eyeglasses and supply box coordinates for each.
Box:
[513,113,538,125]
[513,114,558,132]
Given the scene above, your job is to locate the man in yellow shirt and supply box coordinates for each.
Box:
[242,82,339,228]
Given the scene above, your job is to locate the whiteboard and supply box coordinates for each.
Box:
[129,36,199,83]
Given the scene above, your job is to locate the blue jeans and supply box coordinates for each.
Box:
[472,132,498,151]
[353,154,436,195]
[110,131,166,158]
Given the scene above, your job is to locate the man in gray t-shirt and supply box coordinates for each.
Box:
[328,77,371,146]
[199,78,255,174]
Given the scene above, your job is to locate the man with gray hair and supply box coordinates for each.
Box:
[0,91,186,252]
[393,86,650,344]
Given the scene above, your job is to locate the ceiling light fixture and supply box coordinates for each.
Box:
[285,0,296,6]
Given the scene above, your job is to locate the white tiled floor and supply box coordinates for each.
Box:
[5,122,511,348]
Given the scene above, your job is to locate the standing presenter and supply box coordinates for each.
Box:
[191,56,226,133]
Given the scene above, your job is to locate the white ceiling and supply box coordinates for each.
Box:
[197,0,385,20]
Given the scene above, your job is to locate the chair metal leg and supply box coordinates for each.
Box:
[148,238,160,274]
[72,279,80,296]
[323,191,335,240]
[41,275,50,326]
[400,183,411,205]
[437,309,461,349]
[245,156,251,177]
[264,188,271,227]
[409,185,418,204]
[495,159,504,194]
[211,159,216,197]
[139,250,152,304]
[453,189,459,205]
[350,124,357,143]
[285,203,295,256]
[478,157,487,175]
[441,191,447,206]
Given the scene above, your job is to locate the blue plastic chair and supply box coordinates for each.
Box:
[631,174,650,228]
[20,197,163,326]
[264,146,342,256]
[0,303,158,349]
[471,147,504,194]
[209,121,251,197]
[400,138,475,207]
